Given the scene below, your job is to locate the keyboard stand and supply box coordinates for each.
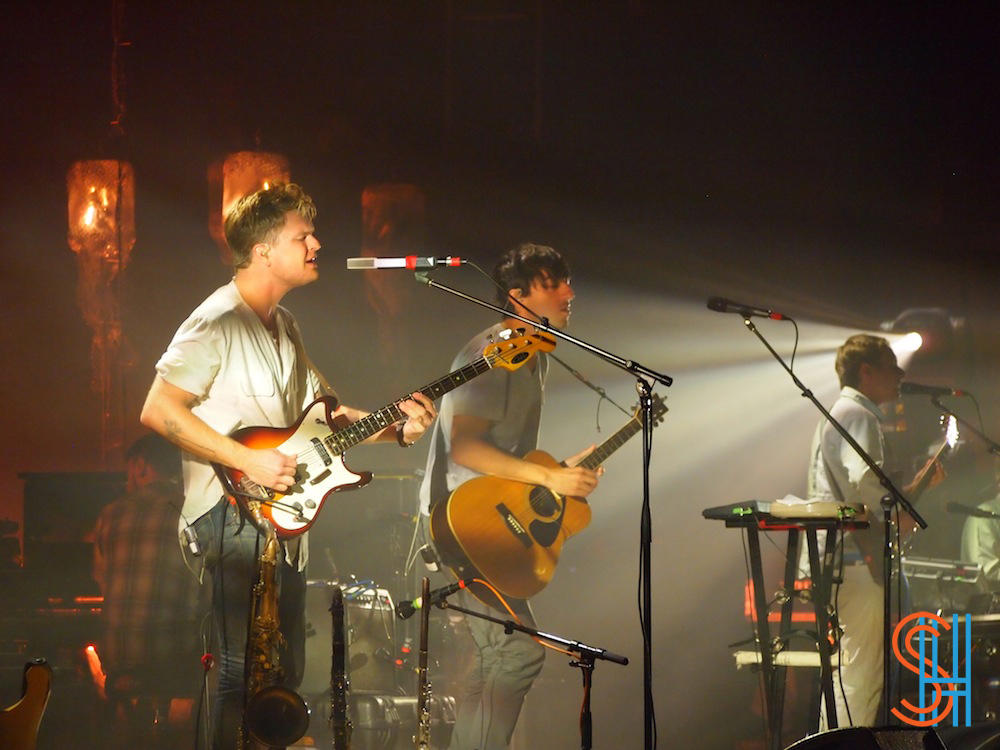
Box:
[705,508,868,750]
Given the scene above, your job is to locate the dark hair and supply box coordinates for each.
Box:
[835,334,895,389]
[224,182,317,269]
[126,433,182,481]
[492,243,570,307]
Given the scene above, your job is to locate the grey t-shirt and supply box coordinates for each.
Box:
[418,323,547,515]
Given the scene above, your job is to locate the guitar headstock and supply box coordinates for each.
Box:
[632,393,669,425]
[485,328,557,371]
[944,414,959,449]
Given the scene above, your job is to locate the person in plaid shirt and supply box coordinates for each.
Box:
[93,433,209,740]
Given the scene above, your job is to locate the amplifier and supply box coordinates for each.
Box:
[302,582,397,696]
[901,556,982,613]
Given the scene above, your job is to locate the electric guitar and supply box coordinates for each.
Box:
[214,328,555,538]
[0,659,52,750]
[859,414,959,579]
[431,394,668,610]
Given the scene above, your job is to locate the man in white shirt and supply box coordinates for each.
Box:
[141,183,436,749]
[808,334,904,728]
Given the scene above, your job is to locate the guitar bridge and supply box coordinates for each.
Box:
[496,503,533,549]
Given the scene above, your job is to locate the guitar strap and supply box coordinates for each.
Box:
[284,312,338,402]
[818,423,884,584]
[513,355,545,458]
[427,423,450,512]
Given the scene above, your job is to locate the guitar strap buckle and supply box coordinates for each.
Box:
[418,543,441,573]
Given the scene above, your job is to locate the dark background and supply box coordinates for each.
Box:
[2,2,1000,747]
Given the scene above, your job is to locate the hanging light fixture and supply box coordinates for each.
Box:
[66,0,135,468]
[67,160,136,265]
[207,150,289,264]
[360,183,426,389]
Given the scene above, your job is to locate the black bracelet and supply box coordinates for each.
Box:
[396,423,412,448]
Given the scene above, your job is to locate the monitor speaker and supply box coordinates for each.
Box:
[785,727,946,750]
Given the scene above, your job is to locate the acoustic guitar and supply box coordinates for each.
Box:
[431,395,668,610]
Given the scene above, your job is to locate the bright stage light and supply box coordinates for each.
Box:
[890,332,923,354]
[84,643,106,698]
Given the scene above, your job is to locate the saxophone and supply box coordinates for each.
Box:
[330,585,352,750]
[242,507,310,749]
[414,577,432,750]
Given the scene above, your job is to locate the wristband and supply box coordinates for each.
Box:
[396,423,412,448]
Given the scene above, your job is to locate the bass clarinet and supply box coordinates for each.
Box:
[414,576,432,750]
[330,584,352,750]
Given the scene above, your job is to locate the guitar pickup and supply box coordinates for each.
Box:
[311,437,332,466]
[495,503,533,549]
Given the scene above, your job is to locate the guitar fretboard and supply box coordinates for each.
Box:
[529,396,666,516]
[579,397,667,471]
[321,354,497,456]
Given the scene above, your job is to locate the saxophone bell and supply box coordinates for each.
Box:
[245,686,311,748]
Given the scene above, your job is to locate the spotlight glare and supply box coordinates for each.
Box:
[891,332,923,354]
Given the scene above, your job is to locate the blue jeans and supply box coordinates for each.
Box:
[192,499,306,750]
[449,593,546,750]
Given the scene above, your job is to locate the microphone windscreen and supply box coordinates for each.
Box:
[346,257,375,270]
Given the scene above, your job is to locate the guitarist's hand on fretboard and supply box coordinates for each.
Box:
[903,456,946,499]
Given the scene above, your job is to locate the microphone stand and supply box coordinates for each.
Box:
[415,271,670,750]
[930,396,1000,456]
[438,599,628,750]
[735,316,926,728]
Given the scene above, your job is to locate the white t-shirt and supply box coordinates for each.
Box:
[809,386,887,510]
[155,280,321,525]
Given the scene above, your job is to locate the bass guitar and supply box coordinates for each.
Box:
[0,659,52,750]
[214,328,554,538]
[431,394,668,610]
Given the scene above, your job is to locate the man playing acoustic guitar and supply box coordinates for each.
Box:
[418,243,601,750]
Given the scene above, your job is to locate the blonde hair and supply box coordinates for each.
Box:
[224,183,316,269]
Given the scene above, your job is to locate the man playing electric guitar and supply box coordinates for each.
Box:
[140,184,436,750]
[807,334,944,730]
[417,243,601,750]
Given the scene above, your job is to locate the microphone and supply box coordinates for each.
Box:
[707,297,786,320]
[395,579,471,620]
[947,501,1000,520]
[346,256,467,270]
[899,382,967,397]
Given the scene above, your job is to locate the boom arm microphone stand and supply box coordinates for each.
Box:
[733,314,926,727]
[414,271,670,750]
[438,598,629,750]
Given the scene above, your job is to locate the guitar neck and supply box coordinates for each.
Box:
[908,438,950,502]
[578,415,643,470]
[326,354,496,453]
